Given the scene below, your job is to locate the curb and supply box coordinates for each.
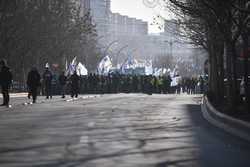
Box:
[201,96,250,142]
[10,93,28,98]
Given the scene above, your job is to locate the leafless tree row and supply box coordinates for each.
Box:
[0,0,99,84]
[165,0,250,110]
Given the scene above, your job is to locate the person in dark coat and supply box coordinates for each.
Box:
[27,67,41,103]
[70,71,80,98]
[43,67,53,99]
[59,71,67,98]
[0,60,12,107]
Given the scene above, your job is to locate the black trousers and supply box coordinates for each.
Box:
[71,86,79,98]
[1,86,10,105]
[30,87,38,102]
[45,84,52,98]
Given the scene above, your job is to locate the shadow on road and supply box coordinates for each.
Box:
[1,96,250,167]
[185,101,250,167]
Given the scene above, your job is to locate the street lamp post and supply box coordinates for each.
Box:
[104,40,119,56]
[117,45,129,56]
[95,32,113,42]
[96,35,105,41]
[116,45,129,65]
[129,48,138,55]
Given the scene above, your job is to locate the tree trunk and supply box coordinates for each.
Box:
[225,41,236,111]
[232,45,239,106]
[217,43,225,104]
[208,44,220,104]
[243,34,250,109]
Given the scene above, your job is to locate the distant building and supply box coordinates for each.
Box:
[80,0,148,41]
[79,0,90,15]
[108,13,148,40]
[90,0,110,36]
[79,0,111,39]
[164,19,180,40]
[108,13,150,62]
[78,0,186,64]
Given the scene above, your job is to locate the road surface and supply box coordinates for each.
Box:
[0,94,250,167]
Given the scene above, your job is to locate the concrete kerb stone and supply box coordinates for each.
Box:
[201,96,250,142]
[10,93,28,98]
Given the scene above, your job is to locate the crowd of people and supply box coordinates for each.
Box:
[27,67,81,103]
[181,77,206,95]
[0,59,207,107]
[75,74,206,96]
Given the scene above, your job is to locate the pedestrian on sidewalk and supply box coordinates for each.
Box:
[27,67,41,103]
[70,71,80,98]
[0,60,13,107]
[42,65,53,99]
[59,71,67,98]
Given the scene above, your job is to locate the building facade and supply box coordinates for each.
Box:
[79,0,90,16]
[79,0,111,39]
[108,13,148,39]
[79,0,185,64]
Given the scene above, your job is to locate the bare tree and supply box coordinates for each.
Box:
[0,0,98,84]
[158,0,250,110]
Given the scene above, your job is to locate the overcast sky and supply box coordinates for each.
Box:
[111,0,164,33]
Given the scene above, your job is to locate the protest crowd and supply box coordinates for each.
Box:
[0,58,207,107]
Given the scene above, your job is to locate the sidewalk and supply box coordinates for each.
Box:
[201,96,250,142]
[0,94,103,111]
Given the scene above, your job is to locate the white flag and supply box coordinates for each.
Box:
[69,57,77,75]
[65,60,68,71]
[45,63,49,68]
[98,55,112,75]
[71,57,77,66]
[65,60,69,76]
[77,62,88,76]
[145,60,153,75]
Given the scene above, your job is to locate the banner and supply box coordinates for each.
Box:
[77,62,88,76]
[45,63,49,68]
[69,57,77,75]
[98,55,113,75]
[171,76,181,87]
[145,60,153,75]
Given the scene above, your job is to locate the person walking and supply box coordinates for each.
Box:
[59,71,67,98]
[27,67,41,103]
[0,60,12,107]
[70,71,80,98]
[43,66,53,99]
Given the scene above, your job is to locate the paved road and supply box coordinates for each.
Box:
[0,94,250,167]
